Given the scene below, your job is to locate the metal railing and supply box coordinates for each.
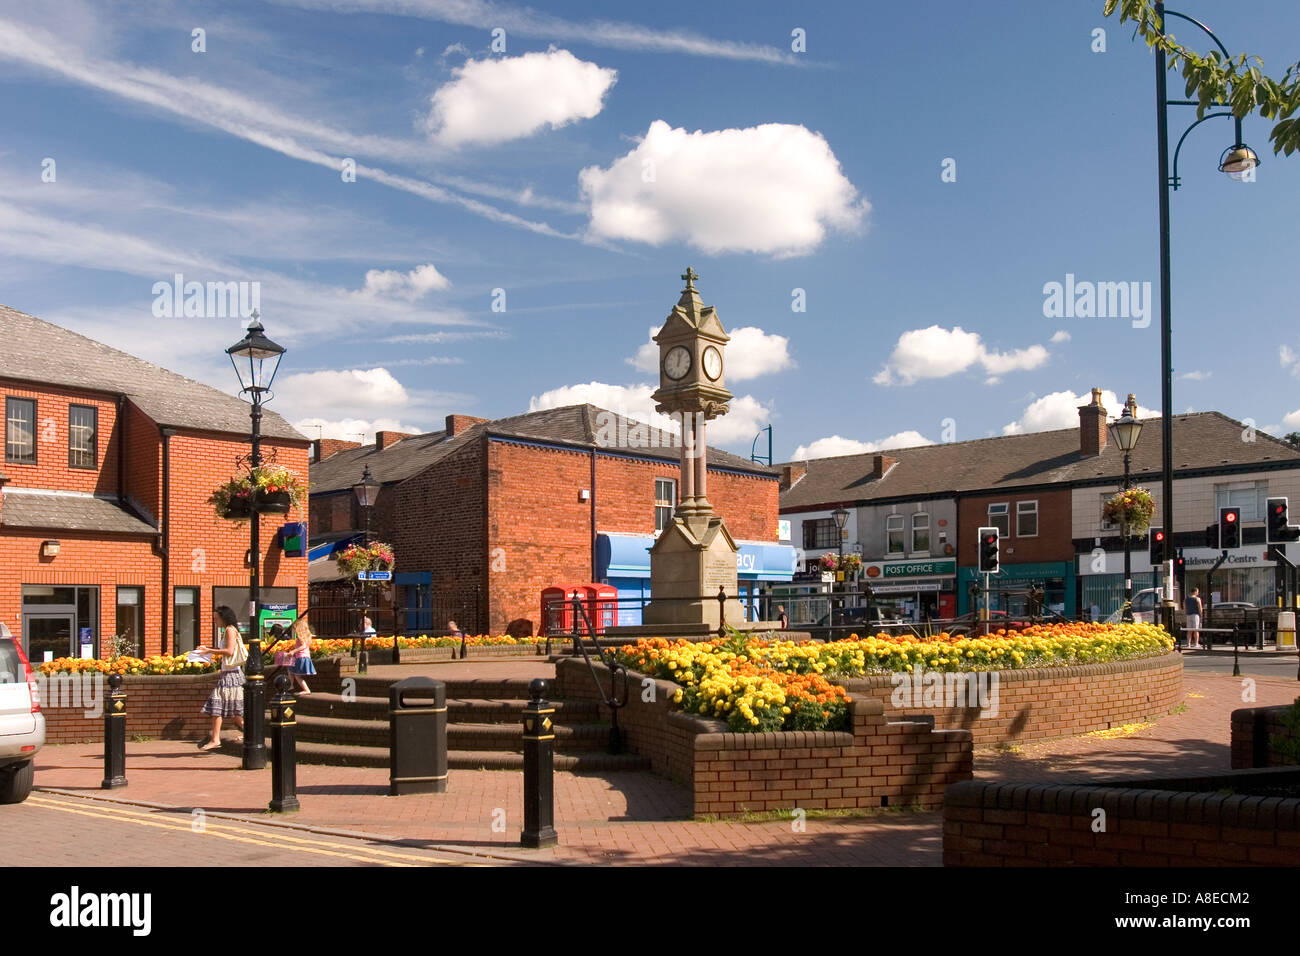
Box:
[567,594,627,754]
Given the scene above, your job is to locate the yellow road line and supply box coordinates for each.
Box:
[26,795,477,867]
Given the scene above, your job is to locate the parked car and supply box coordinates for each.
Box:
[0,622,44,804]
[1128,588,1162,625]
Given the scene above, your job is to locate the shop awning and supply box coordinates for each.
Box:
[596,533,797,582]
[307,531,361,562]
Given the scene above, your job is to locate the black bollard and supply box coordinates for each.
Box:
[268,673,300,813]
[520,678,558,848]
[101,673,127,790]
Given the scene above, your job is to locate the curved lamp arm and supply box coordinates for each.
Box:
[1169,111,1233,189]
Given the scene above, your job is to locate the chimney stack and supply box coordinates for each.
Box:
[375,430,413,451]
[445,414,489,437]
[1078,387,1108,457]
[314,438,363,462]
[779,463,806,492]
[871,454,898,479]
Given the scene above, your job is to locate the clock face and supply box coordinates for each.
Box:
[663,345,692,381]
[702,345,722,381]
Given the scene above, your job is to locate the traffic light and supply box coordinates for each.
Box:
[1266,497,1300,543]
[1219,507,1241,549]
[977,527,1000,573]
[1266,544,1287,563]
[1174,549,1186,582]
[1204,523,1218,548]
[1148,527,1165,565]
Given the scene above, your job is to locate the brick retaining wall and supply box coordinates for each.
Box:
[836,652,1184,745]
[555,658,972,817]
[944,769,1300,866]
[1231,699,1300,768]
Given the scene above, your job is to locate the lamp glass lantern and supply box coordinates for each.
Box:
[226,317,285,395]
[1109,409,1144,455]
[831,507,849,532]
[1218,143,1260,180]
[353,464,380,509]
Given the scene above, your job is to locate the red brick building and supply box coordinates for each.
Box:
[0,306,310,661]
[308,406,786,636]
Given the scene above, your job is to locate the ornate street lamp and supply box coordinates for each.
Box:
[352,464,380,671]
[226,311,285,771]
[1109,395,1145,622]
[831,507,849,630]
[1151,3,1258,635]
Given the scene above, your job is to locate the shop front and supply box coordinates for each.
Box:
[957,560,1074,617]
[596,532,797,626]
[860,557,958,621]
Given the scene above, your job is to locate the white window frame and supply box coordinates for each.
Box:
[910,512,931,554]
[1016,500,1039,538]
[1100,492,1119,533]
[987,502,1010,537]
[1214,481,1266,522]
[654,478,676,532]
[885,514,905,554]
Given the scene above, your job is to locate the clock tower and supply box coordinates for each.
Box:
[641,268,746,633]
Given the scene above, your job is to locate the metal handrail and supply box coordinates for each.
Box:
[568,594,627,754]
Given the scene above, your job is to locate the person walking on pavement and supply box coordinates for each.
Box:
[1184,587,1203,649]
[196,606,247,751]
[287,613,316,695]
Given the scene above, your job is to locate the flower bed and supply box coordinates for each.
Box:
[39,655,218,677]
[614,622,1173,733]
[307,634,548,659]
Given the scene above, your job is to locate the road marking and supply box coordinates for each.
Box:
[26,795,480,867]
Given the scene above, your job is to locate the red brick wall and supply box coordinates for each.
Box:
[944,773,1300,866]
[0,379,120,496]
[555,658,973,818]
[1231,701,1300,768]
[40,673,220,743]
[837,653,1184,745]
[959,488,1072,566]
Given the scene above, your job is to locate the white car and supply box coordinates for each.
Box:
[0,622,44,803]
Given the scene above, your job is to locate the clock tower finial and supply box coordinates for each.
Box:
[681,266,699,292]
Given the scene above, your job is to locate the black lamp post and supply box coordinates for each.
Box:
[352,464,380,673]
[1109,395,1145,623]
[831,507,849,629]
[226,311,285,771]
[1152,3,1259,634]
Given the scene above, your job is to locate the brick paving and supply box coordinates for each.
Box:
[26,670,1299,866]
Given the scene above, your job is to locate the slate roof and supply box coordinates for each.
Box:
[0,490,157,535]
[0,305,304,441]
[779,412,1300,510]
[310,404,775,493]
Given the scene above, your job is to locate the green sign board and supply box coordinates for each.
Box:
[880,559,956,578]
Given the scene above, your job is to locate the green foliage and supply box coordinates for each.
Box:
[1103,0,1300,156]
[1270,697,1300,765]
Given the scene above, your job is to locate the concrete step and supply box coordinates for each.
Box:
[342,677,542,700]
[291,714,610,752]
[292,693,600,725]
[219,737,648,772]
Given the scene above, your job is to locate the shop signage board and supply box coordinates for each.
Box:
[863,558,956,579]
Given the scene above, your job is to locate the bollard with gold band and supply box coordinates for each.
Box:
[101,673,127,790]
[268,672,300,812]
[520,678,558,848]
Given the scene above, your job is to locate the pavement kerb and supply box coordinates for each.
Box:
[33,786,572,866]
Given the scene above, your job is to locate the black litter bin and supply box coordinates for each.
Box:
[388,676,447,795]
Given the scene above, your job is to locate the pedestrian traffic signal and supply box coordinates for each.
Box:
[1149,527,1165,565]
[1219,507,1241,549]
[1266,497,1300,544]
[977,527,1000,573]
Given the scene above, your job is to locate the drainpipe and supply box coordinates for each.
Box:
[590,447,598,581]
[115,395,126,505]
[154,427,175,655]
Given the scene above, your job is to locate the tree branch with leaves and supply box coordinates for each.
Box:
[1103,0,1300,156]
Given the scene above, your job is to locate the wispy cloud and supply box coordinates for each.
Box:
[273,0,799,64]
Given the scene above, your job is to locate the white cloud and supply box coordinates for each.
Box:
[528,381,771,448]
[628,325,791,381]
[1282,410,1300,430]
[579,120,867,256]
[791,431,932,460]
[1002,389,1159,436]
[1179,369,1211,381]
[276,368,409,414]
[353,263,451,300]
[1050,330,1070,343]
[1281,345,1299,375]
[294,417,424,444]
[427,49,617,147]
[873,326,1049,386]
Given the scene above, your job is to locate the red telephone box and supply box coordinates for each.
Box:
[540,584,584,635]
[580,583,619,633]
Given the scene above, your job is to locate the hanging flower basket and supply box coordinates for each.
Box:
[1103,487,1156,537]
[336,541,397,578]
[208,466,308,522]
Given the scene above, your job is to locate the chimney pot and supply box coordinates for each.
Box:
[1078,388,1108,457]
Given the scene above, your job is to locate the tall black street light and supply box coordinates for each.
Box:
[352,464,380,673]
[831,507,849,629]
[226,312,285,771]
[1110,395,1145,622]
[1152,3,1260,634]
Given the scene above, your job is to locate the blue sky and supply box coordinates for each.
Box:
[2,0,1297,461]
